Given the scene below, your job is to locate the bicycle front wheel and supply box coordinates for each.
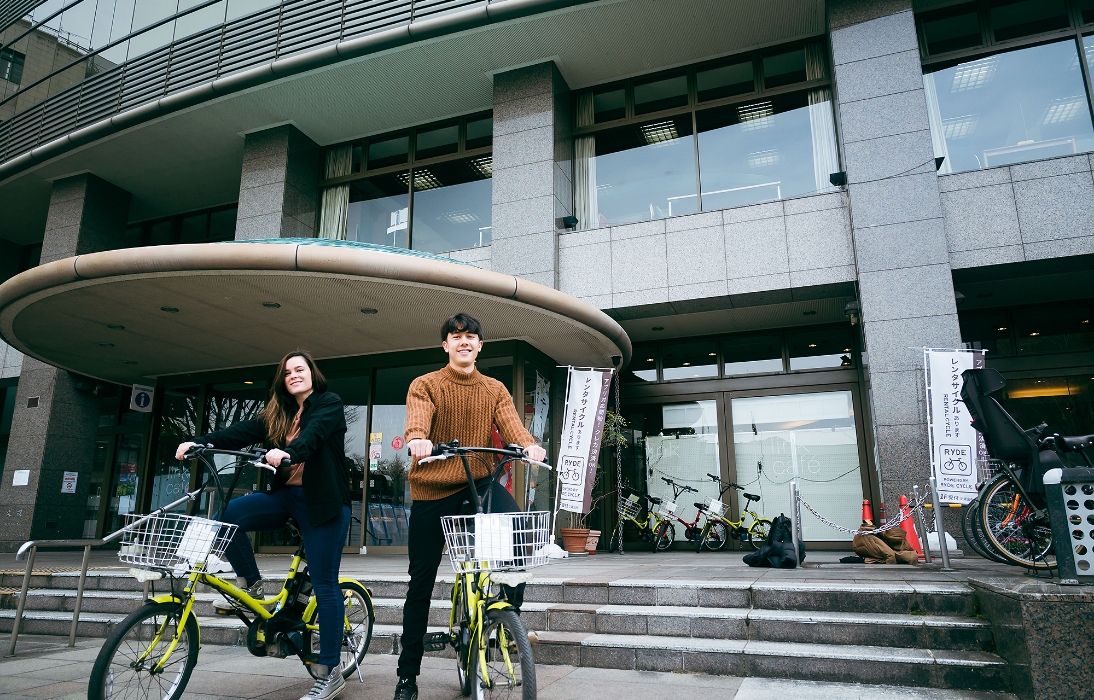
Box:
[452,576,473,696]
[471,608,535,700]
[654,521,676,550]
[89,601,199,700]
[305,580,376,679]
[979,477,1056,570]
[745,518,772,551]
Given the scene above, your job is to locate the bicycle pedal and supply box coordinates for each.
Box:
[422,631,451,652]
[213,606,236,616]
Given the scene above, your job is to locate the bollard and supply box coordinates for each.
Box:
[913,485,933,564]
[788,480,802,567]
[929,477,954,571]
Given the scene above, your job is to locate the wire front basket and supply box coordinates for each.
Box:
[117,513,237,573]
[706,498,728,518]
[440,511,551,573]
[618,493,643,520]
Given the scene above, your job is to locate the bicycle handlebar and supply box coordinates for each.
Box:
[184,445,290,472]
[661,476,698,493]
[411,440,553,514]
[707,473,743,490]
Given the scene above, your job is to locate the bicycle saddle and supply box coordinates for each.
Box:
[648,496,663,504]
[743,493,761,502]
[693,502,707,510]
[1056,434,1094,451]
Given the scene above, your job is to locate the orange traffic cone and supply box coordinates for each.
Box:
[861,500,874,527]
[899,494,924,557]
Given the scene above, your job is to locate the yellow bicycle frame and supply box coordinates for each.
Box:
[449,565,519,692]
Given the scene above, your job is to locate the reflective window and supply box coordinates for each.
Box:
[625,344,657,383]
[415,123,459,161]
[410,157,493,253]
[989,0,1069,41]
[346,173,410,248]
[959,309,1016,356]
[1081,0,1094,24]
[368,133,409,170]
[925,40,1094,172]
[763,48,809,88]
[920,9,982,55]
[662,340,718,380]
[724,333,783,376]
[788,326,854,370]
[129,205,236,246]
[586,115,698,225]
[697,59,754,102]
[1013,303,1094,354]
[645,400,723,523]
[594,87,626,123]
[634,73,688,115]
[999,375,1094,440]
[0,48,25,85]
[466,116,493,150]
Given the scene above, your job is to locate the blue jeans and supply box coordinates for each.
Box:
[219,487,350,667]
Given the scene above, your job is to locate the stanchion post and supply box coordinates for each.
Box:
[68,544,92,647]
[913,485,933,563]
[7,544,36,657]
[929,477,954,571]
[788,480,801,566]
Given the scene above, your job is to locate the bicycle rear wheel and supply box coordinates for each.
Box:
[654,521,676,550]
[696,521,729,552]
[745,518,772,551]
[962,498,1000,561]
[979,476,1056,570]
[471,608,535,700]
[89,601,199,700]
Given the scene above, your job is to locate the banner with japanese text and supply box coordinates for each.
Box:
[924,348,987,504]
[557,367,613,514]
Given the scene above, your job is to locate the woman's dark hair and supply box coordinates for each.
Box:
[262,350,327,447]
[440,313,484,341]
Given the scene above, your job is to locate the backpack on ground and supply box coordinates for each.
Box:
[743,514,806,568]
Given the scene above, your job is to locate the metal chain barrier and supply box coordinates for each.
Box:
[795,490,932,536]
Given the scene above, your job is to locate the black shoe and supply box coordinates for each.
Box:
[393,676,417,700]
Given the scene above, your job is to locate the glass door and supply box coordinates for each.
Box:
[105,433,144,534]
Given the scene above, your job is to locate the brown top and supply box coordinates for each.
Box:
[282,407,305,486]
[405,364,535,501]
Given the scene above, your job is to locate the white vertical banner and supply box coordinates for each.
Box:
[924,348,987,504]
[557,367,613,514]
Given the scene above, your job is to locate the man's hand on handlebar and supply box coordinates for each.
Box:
[176,441,199,460]
[408,438,434,460]
[524,443,547,463]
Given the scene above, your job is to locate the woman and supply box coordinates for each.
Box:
[176,351,351,700]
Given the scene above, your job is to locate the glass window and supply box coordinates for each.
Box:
[179,213,208,243]
[731,391,863,541]
[594,87,626,123]
[208,208,236,241]
[697,59,754,102]
[787,326,853,370]
[644,400,723,523]
[326,373,371,548]
[226,0,278,21]
[0,48,25,85]
[724,333,784,375]
[926,40,1094,172]
[149,221,174,245]
[661,340,719,380]
[105,434,144,534]
[920,9,983,55]
[84,438,110,537]
[697,91,827,210]
[999,375,1094,441]
[415,123,459,161]
[346,173,410,247]
[201,381,266,515]
[466,116,493,150]
[368,133,409,170]
[586,115,697,225]
[524,362,554,511]
[763,48,808,88]
[959,309,1016,356]
[149,386,200,514]
[624,344,658,382]
[410,157,492,252]
[175,0,227,41]
[1080,0,1094,24]
[1013,303,1094,354]
[634,74,688,115]
[989,0,1069,42]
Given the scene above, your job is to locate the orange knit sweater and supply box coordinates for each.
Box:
[404,364,535,501]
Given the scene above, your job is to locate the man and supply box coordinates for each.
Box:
[393,313,547,700]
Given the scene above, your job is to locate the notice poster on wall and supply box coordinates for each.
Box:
[924,348,987,504]
[557,368,613,514]
[369,432,383,465]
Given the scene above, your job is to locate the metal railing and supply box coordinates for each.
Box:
[0,0,586,176]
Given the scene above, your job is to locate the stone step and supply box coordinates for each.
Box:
[531,632,1009,691]
[7,570,978,616]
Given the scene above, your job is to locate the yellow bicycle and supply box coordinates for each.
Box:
[608,483,672,552]
[418,441,552,700]
[696,473,771,552]
[88,447,374,700]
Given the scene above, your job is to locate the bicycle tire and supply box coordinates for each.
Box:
[654,521,675,550]
[962,498,998,561]
[452,577,474,696]
[89,601,199,700]
[304,580,376,679]
[970,498,1007,563]
[695,522,710,553]
[979,476,1056,570]
[745,519,772,551]
[470,608,535,700]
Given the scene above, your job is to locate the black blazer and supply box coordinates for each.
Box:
[196,390,351,527]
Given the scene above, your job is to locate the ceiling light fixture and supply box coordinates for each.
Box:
[262,302,281,308]
[107,324,125,330]
[123,360,137,365]
[652,326,664,331]
[160,307,179,313]
[708,352,716,356]
[1030,332,1040,336]
[98,343,114,348]
[639,120,679,145]
[808,343,818,348]
[243,381,254,385]
[997,327,1007,331]
[682,362,691,366]
[803,310,817,316]
[360,308,378,315]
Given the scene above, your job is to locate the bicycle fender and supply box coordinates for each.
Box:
[485,601,514,614]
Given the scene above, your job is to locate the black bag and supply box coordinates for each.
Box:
[743,514,806,568]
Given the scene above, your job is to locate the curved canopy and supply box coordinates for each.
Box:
[0,239,630,385]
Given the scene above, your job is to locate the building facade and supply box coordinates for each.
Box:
[0,0,1092,552]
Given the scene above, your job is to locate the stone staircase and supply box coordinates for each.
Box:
[0,570,1008,691]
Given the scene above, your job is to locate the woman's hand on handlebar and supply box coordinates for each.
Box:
[408,439,434,460]
[265,448,291,468]
[176,441,199,460]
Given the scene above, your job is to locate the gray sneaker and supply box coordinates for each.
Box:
[301,664,345,700]
[214,578,264,612]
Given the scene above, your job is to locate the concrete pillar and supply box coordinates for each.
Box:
[0,174,130,549]
[829,1,963,507]
[235,124,321,240]
[491,62,572,289]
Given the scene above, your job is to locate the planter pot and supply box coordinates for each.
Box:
[560,527,591,554]
[585,530,601,555]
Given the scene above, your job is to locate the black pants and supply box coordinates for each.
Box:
[397,481,520,679]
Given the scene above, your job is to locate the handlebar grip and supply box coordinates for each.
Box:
[661,476,672,484]
[707,473,720,481]
[280,457,292,469]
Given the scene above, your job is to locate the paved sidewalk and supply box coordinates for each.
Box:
[0,636,1019,700]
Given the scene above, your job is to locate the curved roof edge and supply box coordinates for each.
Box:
[0,0,594,185]
[0,241,631,365]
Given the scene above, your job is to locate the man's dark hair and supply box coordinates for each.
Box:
[441,313,484,341]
